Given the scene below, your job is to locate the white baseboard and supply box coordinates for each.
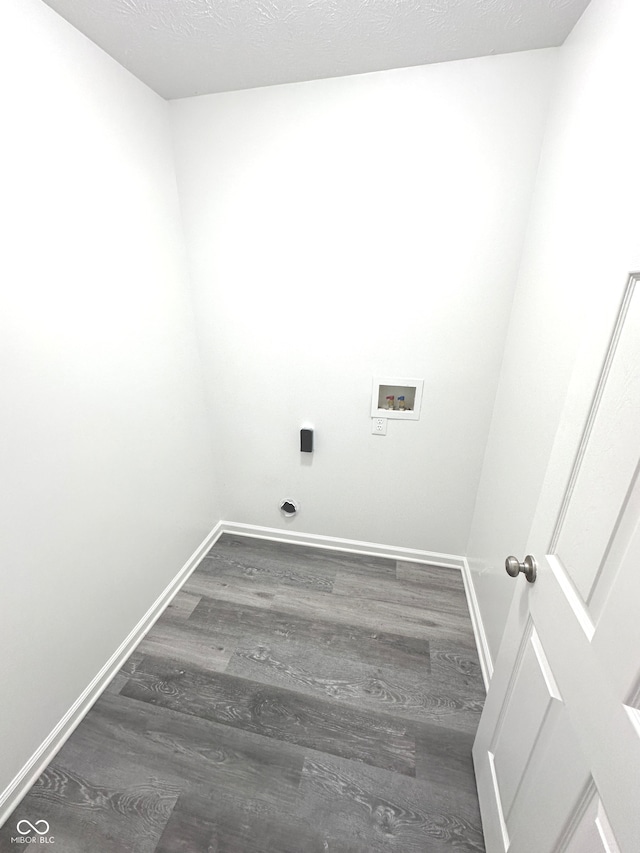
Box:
[460,557,494,690]
[0,521,224,830]
[217,521,466,570]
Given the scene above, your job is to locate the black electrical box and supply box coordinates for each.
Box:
[300,428,313,453]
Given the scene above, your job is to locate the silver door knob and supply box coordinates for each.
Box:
[505,555,537,583]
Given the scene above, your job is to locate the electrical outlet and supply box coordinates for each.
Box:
[371,417,387,435]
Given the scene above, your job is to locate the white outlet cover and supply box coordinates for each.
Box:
[371,417,387,435]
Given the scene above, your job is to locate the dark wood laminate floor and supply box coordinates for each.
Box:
[1,535,486,852]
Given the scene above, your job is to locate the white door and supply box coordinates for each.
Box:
[473,273,640,853]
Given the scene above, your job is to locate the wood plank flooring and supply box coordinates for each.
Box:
[0,534,486,852]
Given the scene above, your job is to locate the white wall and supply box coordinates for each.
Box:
[0,0,218,800]
[170,50,557,555]
[466,0,640,667]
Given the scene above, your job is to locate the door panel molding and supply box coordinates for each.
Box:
[549,273,639,556]
[556,779,596,853]
[489,622,565,842]
[588,458,640,619]
[549,272,640,607]
[547,555,595,641]
[558,781,621,853]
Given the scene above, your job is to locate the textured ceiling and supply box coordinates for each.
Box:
[42,0,591,100]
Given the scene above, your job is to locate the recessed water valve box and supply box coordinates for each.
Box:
[371,377,424,420]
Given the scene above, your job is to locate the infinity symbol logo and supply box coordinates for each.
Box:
[16,820,50,835]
